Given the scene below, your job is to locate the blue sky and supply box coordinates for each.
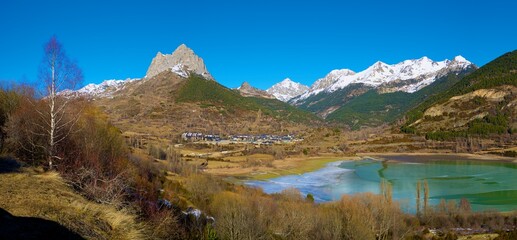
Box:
[1,0,516,90]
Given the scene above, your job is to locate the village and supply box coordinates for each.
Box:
[180,132,302,145]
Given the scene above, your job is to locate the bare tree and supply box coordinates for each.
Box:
[37,36,83,169]
[1,83,34,153]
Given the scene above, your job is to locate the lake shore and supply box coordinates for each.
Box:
[359,152,517,163]
[209,151,517,181]
[207,155,359,181]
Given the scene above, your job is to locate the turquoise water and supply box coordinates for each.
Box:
[245,158,517,212]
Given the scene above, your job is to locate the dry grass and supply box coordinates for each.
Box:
[458,234,498,240]
[0,170,147,240]
[224,153,274,163]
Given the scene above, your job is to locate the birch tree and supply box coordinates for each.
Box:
[38,36,83,169]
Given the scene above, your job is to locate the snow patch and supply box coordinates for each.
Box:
[266,78,310,102]
[59,78,140,98]
[170,64,188,78]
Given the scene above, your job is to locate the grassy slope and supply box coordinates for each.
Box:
[294,84,372,114]
[327,69,474,129]
[0,168,145,239]
[406,50,517,124]
[175,74,321,123]
[326,90,415,128]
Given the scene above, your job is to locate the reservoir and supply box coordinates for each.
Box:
[245,158,517,213]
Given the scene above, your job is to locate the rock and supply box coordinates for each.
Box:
[145,44,213,80]
[237,82,276,99]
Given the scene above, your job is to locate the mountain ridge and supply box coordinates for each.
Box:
[266,78,309,102]
[65,48,474,107]
[292,55,474,104]
[60,44,484,131]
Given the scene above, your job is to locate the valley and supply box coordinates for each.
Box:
[63,43,517,199]
[2,41,517,239]
[3,1,517,239]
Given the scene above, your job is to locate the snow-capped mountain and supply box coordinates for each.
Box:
[60,78,139,98]
[266,78,309,102]
[294,70,355,101]
[60,44,215,98]
[293,56,474,102]
[145,44,213,80]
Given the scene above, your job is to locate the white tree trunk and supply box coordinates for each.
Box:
[49,54,56,170]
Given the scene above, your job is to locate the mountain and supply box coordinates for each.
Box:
[325,69,474,129]
[404,50,517,138]
[266,78,309,102]
[291,56,476,125]
[62,44,211,98]
[61,44,484,132]
[60,78,140,98]
[92,72,320,138]
[67,44,320,138]
[293,69,355,102]
[294,56,473,103]
[236,82,275,99]
[145,44,213,80]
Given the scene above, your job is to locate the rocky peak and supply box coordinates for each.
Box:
[369,61,390,73]
[236,82,275,99]
[145,44,213,80]
[238,81,253,90]
[311,69,355,90]
[267,78,309,102]
[445,55,475,72]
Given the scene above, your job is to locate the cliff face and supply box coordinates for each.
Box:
[145,44,213,80]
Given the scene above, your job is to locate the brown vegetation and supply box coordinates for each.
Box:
[207,185,410,240]
[0,170,145,239]
[2,38,517,239]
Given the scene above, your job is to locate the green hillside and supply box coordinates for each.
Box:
[326,69,474,129]
[176,74,321,124]
[326,90,416,129]
[294,84,372,115]
[406,50,517,125]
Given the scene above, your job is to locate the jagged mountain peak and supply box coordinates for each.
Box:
[238,81,252,89]
[267,78,309,102]
[236,81,275,99]
[277,78,305,88]
[294,55,476,102]
[315,69,355,87]
[291,69,356,102]
[373,60,388,66]
[279,78,295,84]
[145,44,213,80]
[175,43,189,51]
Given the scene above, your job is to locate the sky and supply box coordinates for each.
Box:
[1,0,517,90]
